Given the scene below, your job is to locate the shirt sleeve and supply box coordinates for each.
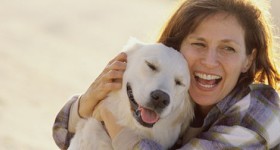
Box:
[52,95,81,150]
[68,96,84,133]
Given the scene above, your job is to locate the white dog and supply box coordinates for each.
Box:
[68,38,194,150]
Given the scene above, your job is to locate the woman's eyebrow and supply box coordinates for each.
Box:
[188,36,206,42]
[189,36,241,45]
[221,39,242,48]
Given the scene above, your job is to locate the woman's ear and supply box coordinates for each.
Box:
[242,49,257,73]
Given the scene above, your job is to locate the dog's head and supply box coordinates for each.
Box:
[119,38,192,128]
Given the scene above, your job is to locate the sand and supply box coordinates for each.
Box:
[0,0,279,149]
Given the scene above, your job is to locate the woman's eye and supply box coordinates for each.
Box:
[223,46,236,53]
[191,43,206,48]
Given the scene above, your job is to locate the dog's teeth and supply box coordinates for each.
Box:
[129,93,134,98]
[136,109,141,116]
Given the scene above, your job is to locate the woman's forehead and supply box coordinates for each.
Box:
[187,13,245,44]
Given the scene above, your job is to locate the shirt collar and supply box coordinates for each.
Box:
[201,85,251,128]
[216,85,250,114]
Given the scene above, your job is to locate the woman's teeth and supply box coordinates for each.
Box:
[194,72,222,88]
[199,83,215,88]
[194,72,221,80]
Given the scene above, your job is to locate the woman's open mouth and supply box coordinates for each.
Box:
[126,83,159,128]
[194,72,222,89]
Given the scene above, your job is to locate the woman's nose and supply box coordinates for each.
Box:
[201,49,219,68]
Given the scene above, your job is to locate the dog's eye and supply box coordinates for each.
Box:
[175,79,183,86]
[145,61,157,71]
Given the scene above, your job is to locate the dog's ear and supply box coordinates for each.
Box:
[122,37,145,56]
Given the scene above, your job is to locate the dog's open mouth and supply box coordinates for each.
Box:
[126,83,159,128]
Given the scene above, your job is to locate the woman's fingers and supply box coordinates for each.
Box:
[96,54,126,98]
[108,52,127,65]
[101,52,127,90]
[104,53,127,74]
[103,69,124,82]
[105,61,127,72]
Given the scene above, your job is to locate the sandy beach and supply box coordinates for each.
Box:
[0,0,279,149]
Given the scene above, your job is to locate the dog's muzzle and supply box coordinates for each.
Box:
[126,83,170,128]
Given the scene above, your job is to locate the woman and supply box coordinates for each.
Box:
[53,0,280,149]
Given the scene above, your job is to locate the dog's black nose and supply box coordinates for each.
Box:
[150,90,170,108]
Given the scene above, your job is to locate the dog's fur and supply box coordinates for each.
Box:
[68,38,194,150]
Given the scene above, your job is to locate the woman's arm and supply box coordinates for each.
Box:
[52,52,127,149]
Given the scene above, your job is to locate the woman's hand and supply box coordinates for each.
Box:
[79,52,127,118]
[99,105,123,139]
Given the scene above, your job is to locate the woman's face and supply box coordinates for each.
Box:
[180,13,254,112]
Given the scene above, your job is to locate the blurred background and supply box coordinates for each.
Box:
[0,0,279,149]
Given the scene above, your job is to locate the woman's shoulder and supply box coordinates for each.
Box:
[220,83,280,128]
[219,84,279,115]
[249,83,280,107]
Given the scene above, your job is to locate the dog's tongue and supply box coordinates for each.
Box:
[140,106,159,124]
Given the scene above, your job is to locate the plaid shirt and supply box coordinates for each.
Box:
[52,84,280,150]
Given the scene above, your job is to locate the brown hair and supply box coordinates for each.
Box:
[158,0,280,91]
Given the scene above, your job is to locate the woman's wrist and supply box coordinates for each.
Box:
[78,94,98,118]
